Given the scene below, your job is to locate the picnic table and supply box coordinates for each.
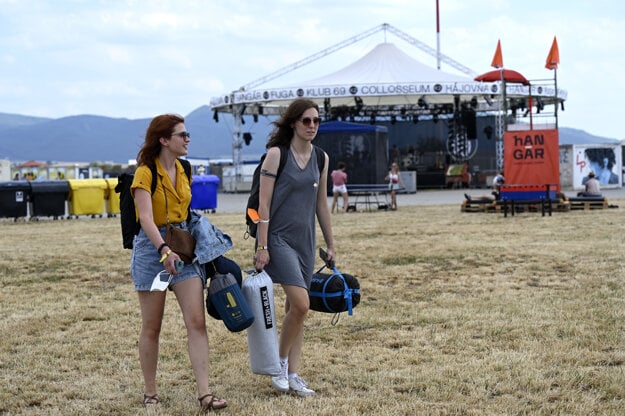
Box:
[346,184,391,212]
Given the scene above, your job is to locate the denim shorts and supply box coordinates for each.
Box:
[130,222,206,291]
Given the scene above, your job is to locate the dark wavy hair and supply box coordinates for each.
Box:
[266,99,319,148]
[136,114,184,167]
[585,148,616,170]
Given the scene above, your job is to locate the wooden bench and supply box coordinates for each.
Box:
[499,184,560,217]
[568,197,608,210]
[499,199,568,214]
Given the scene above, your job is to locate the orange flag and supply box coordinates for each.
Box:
[491,39,504,69]
[545,36,559,70]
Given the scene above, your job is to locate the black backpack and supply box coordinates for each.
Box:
[115,159,192,249]
[245,145,325,239]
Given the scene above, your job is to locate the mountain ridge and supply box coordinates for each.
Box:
[0,106,271,163]
[0,107,619,164]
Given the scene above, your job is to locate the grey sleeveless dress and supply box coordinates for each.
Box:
[263,147,320,289]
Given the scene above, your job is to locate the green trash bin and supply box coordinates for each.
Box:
[67,179,107,217]
[0,181,31,219]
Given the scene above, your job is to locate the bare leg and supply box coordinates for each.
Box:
[342,192,349,212]
[331,191,339,213]
[172,277,214,400]
[390,190,397,209]
[279,285,309,374]
[138,291,166,397]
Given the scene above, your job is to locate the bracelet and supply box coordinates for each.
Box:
[159,249,172,263]
[259,219,270,223]
[157,243,169,255]
[257,245,269,251]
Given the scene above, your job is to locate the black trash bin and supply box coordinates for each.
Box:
[30,180,70,218]
[0,181,31,219]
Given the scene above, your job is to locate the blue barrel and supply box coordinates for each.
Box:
[190,175,220,210]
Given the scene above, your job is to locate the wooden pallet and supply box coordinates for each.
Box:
[462,200,570,214]
[568,198,608,210]
[461,200,496,213]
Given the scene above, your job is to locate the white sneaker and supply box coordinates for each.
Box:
[288,375,316,396]
[271,375,290,392]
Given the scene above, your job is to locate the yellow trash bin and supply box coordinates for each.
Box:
[105,178,121,217]
[67,179,107,217]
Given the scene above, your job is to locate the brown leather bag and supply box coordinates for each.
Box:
[161,174,196,264]
[165,223,196,264]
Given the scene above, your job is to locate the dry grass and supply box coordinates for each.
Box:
[2,201,625,415]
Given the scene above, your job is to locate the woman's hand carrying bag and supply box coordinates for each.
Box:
[165,223,196,264]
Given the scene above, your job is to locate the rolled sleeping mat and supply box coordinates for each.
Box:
[242,270,281,376]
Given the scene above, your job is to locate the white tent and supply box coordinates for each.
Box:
[209,23,566,187]
[210,27,566,116]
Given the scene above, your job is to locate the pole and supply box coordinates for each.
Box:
[553,69,558,129]
[231,101,244,192]
[495,68,506,171]
[528,95,534,130]
[436,0,441,70]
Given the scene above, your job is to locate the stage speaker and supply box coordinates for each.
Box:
[462,109,477,139]
[243,132,253,145]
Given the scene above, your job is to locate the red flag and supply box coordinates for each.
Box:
[491,39,503,69]
[545,36,559,70]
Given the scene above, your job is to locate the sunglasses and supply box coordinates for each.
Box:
[299,117,321,127]
[150,270,172,291]
[171,131,191,139]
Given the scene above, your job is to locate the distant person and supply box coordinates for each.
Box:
[464,192,494,203]
[330,161,349,213]
[385,162,405,210]
[492,170,505,199]
[578,171,602,197]
[13,173,19,180]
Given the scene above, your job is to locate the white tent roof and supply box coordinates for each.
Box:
[295,43,470,86]
[210,37,566,118]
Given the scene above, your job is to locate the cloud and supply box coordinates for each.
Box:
[0,0,624,138]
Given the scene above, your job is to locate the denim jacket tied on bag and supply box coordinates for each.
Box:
[188,211,233,264]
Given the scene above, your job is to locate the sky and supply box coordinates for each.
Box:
[1,0,624,139]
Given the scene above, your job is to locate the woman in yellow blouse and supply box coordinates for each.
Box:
[130,114,227,411]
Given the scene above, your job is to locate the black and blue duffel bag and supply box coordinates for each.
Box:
[309,251,360,323]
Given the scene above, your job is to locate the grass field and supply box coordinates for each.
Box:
[1,202,625,415]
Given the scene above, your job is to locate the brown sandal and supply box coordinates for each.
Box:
[198,393,228,411]
[143,393,160,407]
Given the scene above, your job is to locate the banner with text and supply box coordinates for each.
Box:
[504,129,560,192]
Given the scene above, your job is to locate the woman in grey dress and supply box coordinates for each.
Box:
[253,98,335,396]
